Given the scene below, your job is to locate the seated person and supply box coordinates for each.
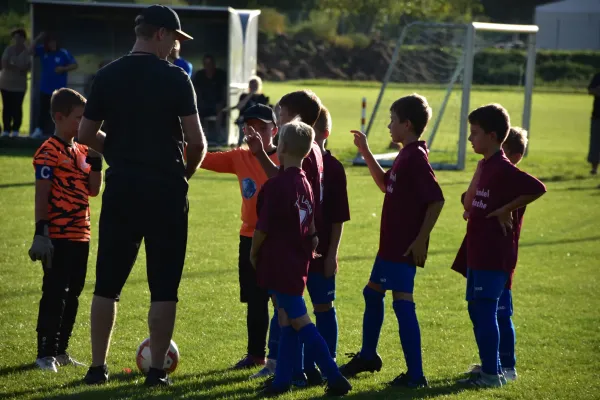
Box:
[192,54,227,119]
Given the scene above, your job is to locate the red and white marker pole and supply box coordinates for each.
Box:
[361,97,367,133]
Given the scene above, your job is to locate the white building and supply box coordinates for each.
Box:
[535,0,600,49]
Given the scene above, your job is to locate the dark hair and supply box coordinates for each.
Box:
[503,126,528,155]
[204,54,215,62]
[468,104,511,144]
[134,15,160,39]
[51,88,86,120]
[314,105,332,135]
[279,89,322,128]
[390,93,432,136]
[10,29,26,39]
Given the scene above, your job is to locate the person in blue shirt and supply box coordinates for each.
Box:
[168,40,192,77]
[29,32,78,138]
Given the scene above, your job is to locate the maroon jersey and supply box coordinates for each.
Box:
[256,167,315,296]
[311,151,350,273]
[466,150,546,274]
[378,141,444,267]
[452,206,527,290]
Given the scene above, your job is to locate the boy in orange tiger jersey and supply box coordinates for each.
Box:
[29,88,103,372]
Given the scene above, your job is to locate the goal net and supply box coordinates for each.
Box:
[353,22,538,170]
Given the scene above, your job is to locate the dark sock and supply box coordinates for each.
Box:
[267,307,280,360]
[273,326,295,388]
[247,299,269,358]
[360,286,385,360]
[298,323,342,382]
[392,300,424,380]
[316,307,338,358]
[472,299,501,375]
[498,315,516,369]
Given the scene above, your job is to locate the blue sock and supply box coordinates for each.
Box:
[316,307,338,358]
[392,300,424,380]
[360,286,385,360]
[273,326,295,388]
[472,299,501,375]
[267,307,280,360]
[468,301,481,364]
[498,316,516,369]
[298,323,342,382]
[293,338,304,378]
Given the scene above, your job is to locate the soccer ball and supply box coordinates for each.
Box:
[135,337,179,374]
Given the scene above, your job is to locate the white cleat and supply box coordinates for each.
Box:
[11,131,19,138]
[250,358,276,379]
[1,131,10,137]
[502,367,518,382]
[35,356,58,373]
[30,128,44,139]
[55,353,87,367]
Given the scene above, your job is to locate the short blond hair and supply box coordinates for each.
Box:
[278,119,315,158]
[249,75,263,94]
[314,105,332,136]
[503,126,528,155]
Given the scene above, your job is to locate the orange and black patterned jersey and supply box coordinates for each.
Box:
[33,136,92,241]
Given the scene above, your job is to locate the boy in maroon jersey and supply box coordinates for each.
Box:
[251,120,352,396]
[245,90,324,382]
[340,94,445,388]
[460,105,546,388]
[452,126,530,383]
[302,105,351,385]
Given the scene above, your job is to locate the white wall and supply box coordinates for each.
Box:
[536,11,600,49]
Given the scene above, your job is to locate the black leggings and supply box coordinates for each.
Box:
[1,89,25,133]
[37,240,89,358]
[37,92,53,135]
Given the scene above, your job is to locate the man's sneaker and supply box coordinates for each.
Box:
[305,368,324,386]
[11,131,19,138]
[339,352,382,378]
[232,354,266,369]
[292,372,308,388]
[35,356,58,372]
[250,358,276,379]
[502,367,518,382]
[260,380,291,397]
[460,371,504,388]
[30,128,44,139]
[389,372,428,388]
[145,367,172,387]
[1,131,10,138]
[325,375,352,396]
[84,364,109,385]
[56,353,86,367]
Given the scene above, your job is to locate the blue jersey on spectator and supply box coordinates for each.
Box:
[173,57,193,77]
[35,45,76,95]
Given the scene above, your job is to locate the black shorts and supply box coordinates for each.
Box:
[94,174,188,302]
[238,235,269,303]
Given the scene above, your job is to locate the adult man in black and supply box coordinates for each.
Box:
[77,5,207,387]
[588,72,600,175]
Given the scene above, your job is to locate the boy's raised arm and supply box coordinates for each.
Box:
[351,130,386,192]
[246,127,279,178]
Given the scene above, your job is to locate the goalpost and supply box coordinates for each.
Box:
[353,21,539,170]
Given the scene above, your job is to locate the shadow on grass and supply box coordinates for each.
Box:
[343,377,480,399]
[0,363,37,377]
[0,181,34,189]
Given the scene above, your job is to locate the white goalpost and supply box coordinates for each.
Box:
[353,21,539,170]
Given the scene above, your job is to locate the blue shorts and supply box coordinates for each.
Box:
[465,268,509,302]
[369,257,417,293]
[497,289,513,317]
[270,291,308,320]
[307,272,336,304]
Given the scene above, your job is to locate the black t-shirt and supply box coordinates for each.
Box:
[84,53,197,181]
[192,68,227,111]
[589,73,600,119]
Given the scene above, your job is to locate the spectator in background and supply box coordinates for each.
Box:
[0,29,31,138]
[220,76,270,146]
[168,40,192,77]
[588,72,600,175]
[29,32,78,139]
[192,54,227,119]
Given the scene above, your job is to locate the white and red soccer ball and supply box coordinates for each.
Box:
[135,338,179,374]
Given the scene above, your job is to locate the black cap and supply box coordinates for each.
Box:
[243,104,277,126]
[138,5,193,41]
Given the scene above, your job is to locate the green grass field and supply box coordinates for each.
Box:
[0,82,599,399]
